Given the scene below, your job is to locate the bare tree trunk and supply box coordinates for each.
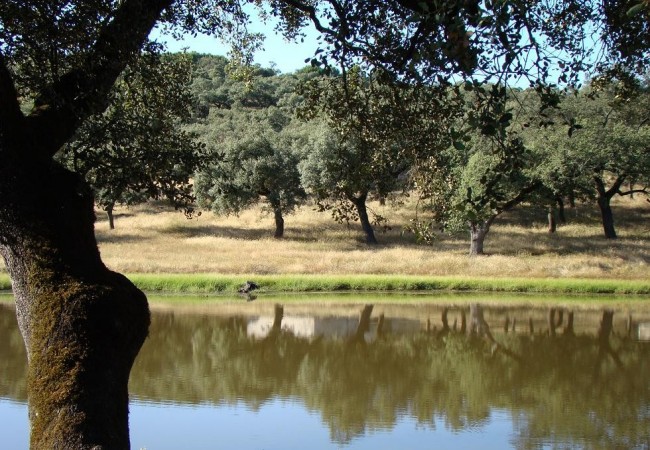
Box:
[547,208,557,233]
[594,175,625,239]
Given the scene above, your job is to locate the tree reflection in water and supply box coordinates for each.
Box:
[1,301,649,448]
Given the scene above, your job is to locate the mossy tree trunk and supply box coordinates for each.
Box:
[0,1,171,447]
[0,158,150,449]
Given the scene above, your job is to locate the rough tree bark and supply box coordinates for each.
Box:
[0,158,150,449]
[0,0,172,447]
[597,194,617,239]
[547,207,556,233]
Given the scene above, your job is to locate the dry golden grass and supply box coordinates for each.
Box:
[83,195,650,280]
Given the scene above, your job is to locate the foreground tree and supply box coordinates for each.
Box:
[417,86,542,256]
[446,135,541,256]
[299,68,409,244]
[0,1,254,447]
[297,69,456,244]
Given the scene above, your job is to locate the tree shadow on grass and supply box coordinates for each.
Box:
[95,231,150,244]
[94,211,136,224]
[159,224,273,241]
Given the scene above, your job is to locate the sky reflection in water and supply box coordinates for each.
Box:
[129,400,515,450]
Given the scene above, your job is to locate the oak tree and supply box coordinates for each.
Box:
[61,52,202,229]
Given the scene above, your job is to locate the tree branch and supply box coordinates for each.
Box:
[25,0,174,159]
[497,181,542,214]
[280,0,393,72]
[618,187,648,197]
[279,0,338,40]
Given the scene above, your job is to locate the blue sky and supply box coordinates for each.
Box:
[151,18,322,74]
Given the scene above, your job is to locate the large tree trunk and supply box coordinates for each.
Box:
[349,192,378,244]
[0,160,149,449]
[0,1,173,447]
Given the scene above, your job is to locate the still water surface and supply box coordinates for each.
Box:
[1,294,650,449]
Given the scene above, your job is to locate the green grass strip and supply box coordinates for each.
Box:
[1,273,649,296]
[126,273,650,296]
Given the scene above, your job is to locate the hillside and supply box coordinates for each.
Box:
[80,196,650,281]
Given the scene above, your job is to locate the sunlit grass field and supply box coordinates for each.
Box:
[88,195,649,282]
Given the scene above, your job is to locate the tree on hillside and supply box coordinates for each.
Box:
[297,68,458,244]
[414,86,543,256]
[189,54,292,117]
[525,81,650,239]
[191,66,314,238]
[1,0,648,448]
[194,106,306,238]
[299,71,408,244]
[61,52,202,229]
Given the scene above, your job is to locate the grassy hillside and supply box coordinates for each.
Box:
[1,199,650,288]
[1,196,647,294]
[91,196,649,279]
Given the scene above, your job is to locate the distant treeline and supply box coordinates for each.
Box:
[59,53,650,255]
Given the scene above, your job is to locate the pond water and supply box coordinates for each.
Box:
[1,294,650,449]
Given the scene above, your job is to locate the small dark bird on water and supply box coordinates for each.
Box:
[238,281,259,301]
